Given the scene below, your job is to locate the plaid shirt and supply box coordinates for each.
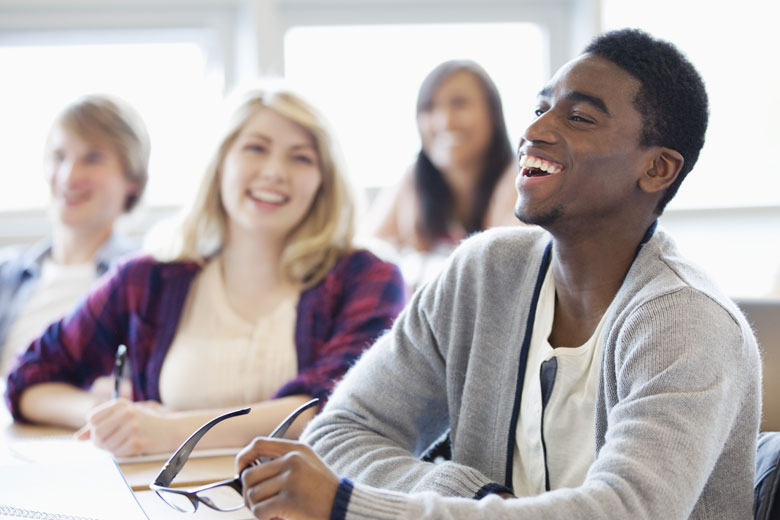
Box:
[5,249,405,419]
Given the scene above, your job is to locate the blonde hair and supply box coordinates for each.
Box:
[46,94,151,212]
[158,87,355,289]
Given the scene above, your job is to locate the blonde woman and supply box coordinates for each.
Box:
[0,94,149,374]
[6,88,406,458]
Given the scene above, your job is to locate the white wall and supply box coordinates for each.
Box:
[659,206,780,299]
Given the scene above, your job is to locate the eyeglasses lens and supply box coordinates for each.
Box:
[197,485,245,512]
[156,490,196,513]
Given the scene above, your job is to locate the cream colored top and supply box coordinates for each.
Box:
[512,266,606,496]
[159,257,298,410]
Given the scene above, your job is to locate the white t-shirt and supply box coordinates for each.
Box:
[512,266,607,496]
[159,257,299,410]
[1,257,96,373]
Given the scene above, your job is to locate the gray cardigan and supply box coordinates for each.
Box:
[303,225,761,519]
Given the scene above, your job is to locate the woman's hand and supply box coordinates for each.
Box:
[88,375,132,401]
[75,398,175,457]
[237,437,339,520]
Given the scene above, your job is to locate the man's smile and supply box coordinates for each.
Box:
[519,154,564,178]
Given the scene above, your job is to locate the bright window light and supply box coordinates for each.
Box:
[0,37,223,212]
[284,23,546,191]
[602,0,780,210]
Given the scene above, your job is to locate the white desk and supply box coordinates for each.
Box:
[135,490,253,519]
[1,402,242,518]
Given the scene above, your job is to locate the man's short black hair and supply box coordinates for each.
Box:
[584,28,708,214]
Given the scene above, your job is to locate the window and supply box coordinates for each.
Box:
[602,0,780,210]
[601,0,780,297]
[284,22,546,192]
[0,30,224,212]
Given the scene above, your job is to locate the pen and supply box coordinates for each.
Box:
[113,344,127,399]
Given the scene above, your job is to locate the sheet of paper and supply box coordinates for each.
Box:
[116,446,240,464]
[6,437,111,464]
[0,458,148,519]
[7,437,239,465]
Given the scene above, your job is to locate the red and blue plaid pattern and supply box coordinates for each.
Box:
[5,249,405,419]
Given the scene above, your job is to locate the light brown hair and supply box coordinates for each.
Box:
[158,87,356,288]
[47,94,151,211]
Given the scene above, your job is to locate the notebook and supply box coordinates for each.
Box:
[734,298,780,431]
[0,444,148,519]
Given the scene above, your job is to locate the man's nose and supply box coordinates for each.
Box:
[521,111,558,145]
[57,159,86,185]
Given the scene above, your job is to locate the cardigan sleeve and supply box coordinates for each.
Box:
[273,250,406,407]
[4,256,152,421]
[301,243,505,502]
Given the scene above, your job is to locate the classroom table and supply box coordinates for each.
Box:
[0,401,246,518]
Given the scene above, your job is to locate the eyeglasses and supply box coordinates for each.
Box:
[150,398,319,513]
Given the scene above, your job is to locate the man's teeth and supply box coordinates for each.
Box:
[250,190,286,203]
[519,155,563,175]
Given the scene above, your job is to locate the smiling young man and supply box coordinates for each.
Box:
[0,95,148,375]
[236,29,761,520]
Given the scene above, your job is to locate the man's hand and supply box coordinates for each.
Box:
[74,398,174,457]
[237,437,339,520]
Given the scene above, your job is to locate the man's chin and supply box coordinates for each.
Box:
[514,206,563,228]
[53,207,95,229]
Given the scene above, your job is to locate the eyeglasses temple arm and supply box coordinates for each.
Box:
[153,407,251,486]
[250,398,319,465]
[268,398,319,439]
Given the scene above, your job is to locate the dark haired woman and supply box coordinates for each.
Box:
[366,60,520,287]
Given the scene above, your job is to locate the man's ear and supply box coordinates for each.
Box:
[639,147,684,194]
[123,181,141,211]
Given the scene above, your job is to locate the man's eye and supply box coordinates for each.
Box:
[570,114,593,124]
[534,108,546,117]
[84,151,104,164]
